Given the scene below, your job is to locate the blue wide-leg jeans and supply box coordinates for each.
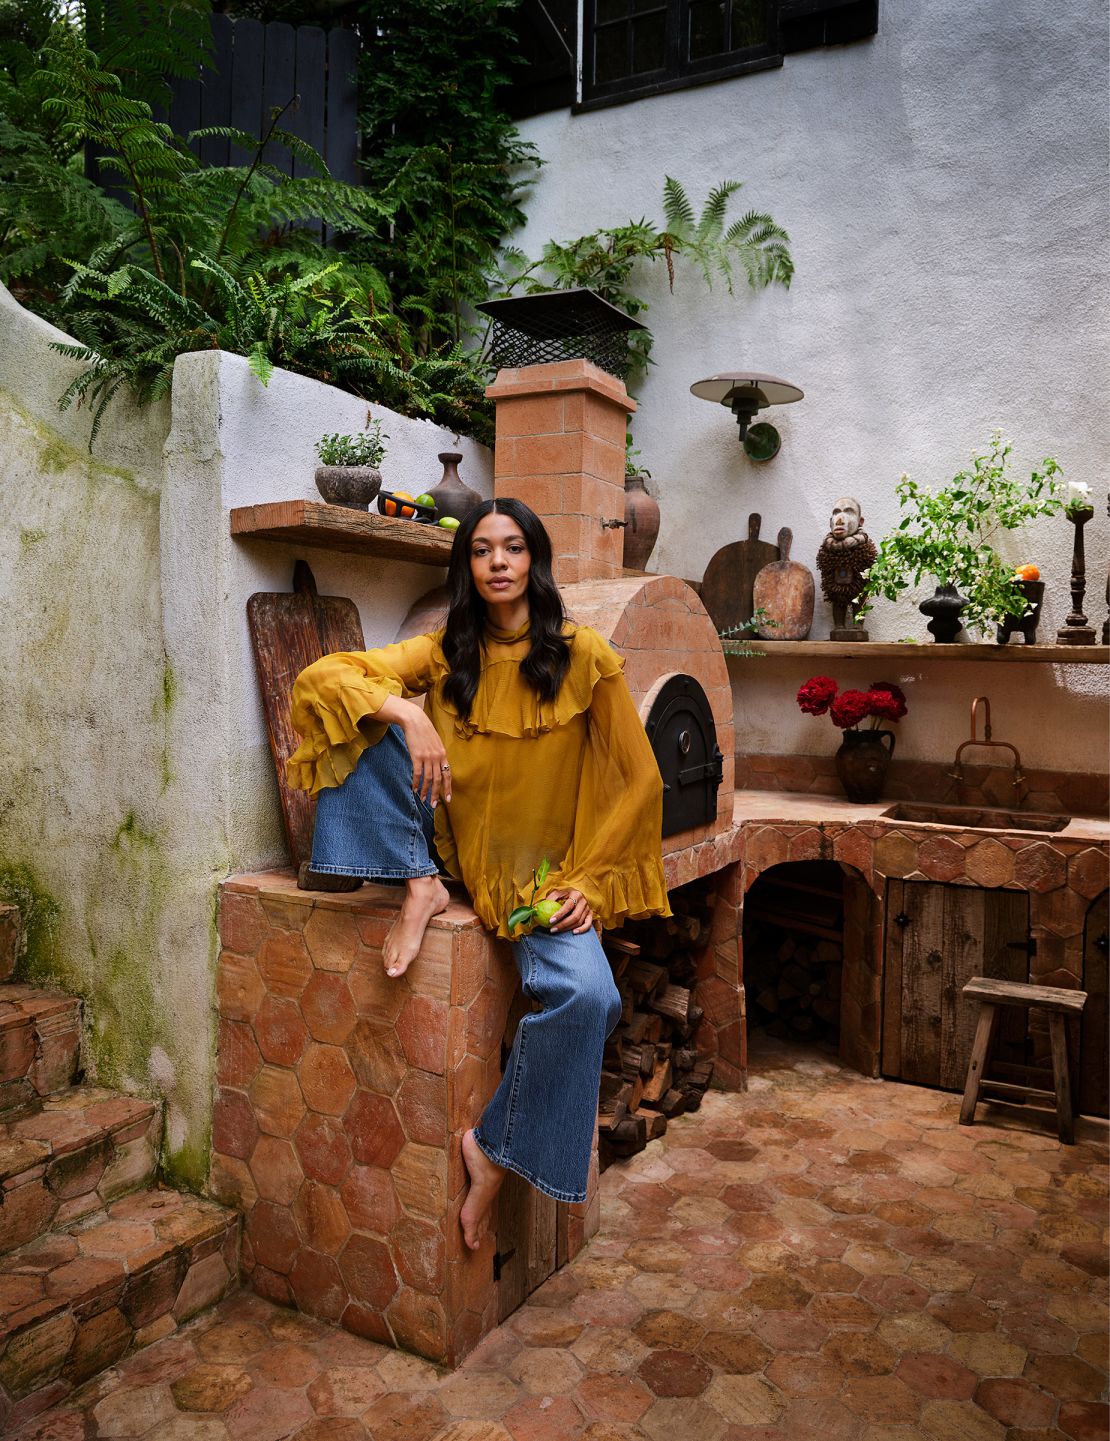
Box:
[310,728,621,1203]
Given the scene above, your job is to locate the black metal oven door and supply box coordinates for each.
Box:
[644,674,723,837]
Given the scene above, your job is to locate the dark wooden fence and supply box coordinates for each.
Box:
[168,14,361,183]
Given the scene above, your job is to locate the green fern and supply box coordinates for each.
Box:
[494,175,793,388]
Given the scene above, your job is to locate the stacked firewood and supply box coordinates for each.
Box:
[597,885,717,1169]
[743,863,844,1047]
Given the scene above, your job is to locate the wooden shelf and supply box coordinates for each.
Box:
[721,639,1109,664]
[230,500,455,566]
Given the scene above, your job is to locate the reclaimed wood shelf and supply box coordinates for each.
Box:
[722,639,1110,664]
[230,500,455,566]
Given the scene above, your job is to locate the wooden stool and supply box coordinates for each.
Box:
[959,977,1087,1144]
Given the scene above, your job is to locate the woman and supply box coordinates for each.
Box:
[287,498,670,1249]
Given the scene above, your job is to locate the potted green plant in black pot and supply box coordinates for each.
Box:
[314,422,388,510]
[860,431,1064,642]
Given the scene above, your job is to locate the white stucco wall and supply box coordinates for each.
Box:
[0,283,491,1182]
[516,0,1109,770]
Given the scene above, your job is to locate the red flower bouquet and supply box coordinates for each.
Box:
[795,678,908,802]
[796,677,909,731]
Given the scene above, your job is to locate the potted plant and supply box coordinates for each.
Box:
[314,422,389,510]
[623,434,660,570]
[796,677,907,803]
[860,431,1063,641]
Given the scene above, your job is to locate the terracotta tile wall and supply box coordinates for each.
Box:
[209,874,604,1367]
[736,752,1110,817]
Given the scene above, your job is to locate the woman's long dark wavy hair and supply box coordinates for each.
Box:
[442,498,570,720]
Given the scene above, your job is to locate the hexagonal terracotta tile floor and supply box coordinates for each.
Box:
[12,1037,1108,1440]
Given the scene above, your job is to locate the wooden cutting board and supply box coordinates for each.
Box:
[752,527,815,640]
[247,560,365,870]
[699,513,780,634]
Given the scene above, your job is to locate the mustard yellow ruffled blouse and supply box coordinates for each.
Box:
[286,621,671,939]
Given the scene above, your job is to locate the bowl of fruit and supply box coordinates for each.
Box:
[377,490,437,523]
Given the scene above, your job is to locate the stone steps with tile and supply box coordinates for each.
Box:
[0,986,83,1118]
[0,1186,240,1431]
[0,1086,162,1255]
[0,905,243,1431]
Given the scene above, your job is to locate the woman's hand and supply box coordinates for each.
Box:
[546,888,594,935]
[398,705,451,807]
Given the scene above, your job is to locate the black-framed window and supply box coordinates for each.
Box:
[502,0,878,118]
[585,0,780,109]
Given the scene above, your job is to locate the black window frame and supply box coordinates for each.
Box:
[580,0,782,112]
[500,0,878,120]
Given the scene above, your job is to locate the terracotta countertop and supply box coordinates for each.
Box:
[730,789,1109,844]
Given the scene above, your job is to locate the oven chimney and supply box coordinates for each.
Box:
[486,360,635,586]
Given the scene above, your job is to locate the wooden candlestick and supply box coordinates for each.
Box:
[1056,506,1097,645]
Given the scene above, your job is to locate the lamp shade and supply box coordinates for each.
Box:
[690,372,804,407]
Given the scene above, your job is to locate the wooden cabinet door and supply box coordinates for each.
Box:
[1081,891,1109,1118]
[882,881,1030,1090]
[495,1172,558,1322]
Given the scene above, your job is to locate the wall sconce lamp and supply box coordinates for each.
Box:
[690,371,804,457]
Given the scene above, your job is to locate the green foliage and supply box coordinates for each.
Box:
[496,176,792,387]
[860,430,1064,637]
[355,0,538,351]
[1,14,494,445]
[316,423,388,468]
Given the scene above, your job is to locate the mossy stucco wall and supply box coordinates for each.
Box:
[0,285,492,1186]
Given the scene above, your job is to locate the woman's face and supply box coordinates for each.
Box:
[469,512,531,609]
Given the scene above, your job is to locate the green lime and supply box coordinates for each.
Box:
[438,516,460,531]
[415,492,436,507]
[533,898,562,927]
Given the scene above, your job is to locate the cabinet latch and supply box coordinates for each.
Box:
[493,1246,516,1281]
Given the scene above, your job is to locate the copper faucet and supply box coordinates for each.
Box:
[949,696,1026,802]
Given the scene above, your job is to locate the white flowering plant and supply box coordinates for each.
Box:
[860,430,1064,637]
[1065,481,1093,518]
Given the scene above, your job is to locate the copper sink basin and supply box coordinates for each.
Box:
[881,802,1070,833]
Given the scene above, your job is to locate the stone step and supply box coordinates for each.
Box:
[0,1087,161,1256]
[0,907,17,983]
[0,987,82,1116]
[0,1187,240,1431]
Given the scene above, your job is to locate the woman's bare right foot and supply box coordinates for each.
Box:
[383,877,449,978]
[460,1128,506,1251]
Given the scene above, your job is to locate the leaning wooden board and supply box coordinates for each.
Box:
[247,561,365,869]
[699,513,780,634]
[752,527,815,640]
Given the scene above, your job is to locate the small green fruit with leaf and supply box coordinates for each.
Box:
[507,859,561,935]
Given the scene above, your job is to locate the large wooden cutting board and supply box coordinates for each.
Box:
[247,561,365,869]
[700,513,780,634]
[752,527,815,640]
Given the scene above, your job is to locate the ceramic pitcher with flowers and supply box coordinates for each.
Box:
[796,677,908,803]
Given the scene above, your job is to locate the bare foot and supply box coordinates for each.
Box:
[383,877,449,978]
[460,1128,506,1251]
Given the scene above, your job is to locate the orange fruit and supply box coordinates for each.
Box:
[383,490,416,518]
[1014,563,1040,581]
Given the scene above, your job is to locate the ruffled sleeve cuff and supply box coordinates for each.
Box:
[559,856,672,932]
[286,668,403,796]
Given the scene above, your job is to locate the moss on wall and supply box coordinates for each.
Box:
[0,388,213,1194]
[0,860,64,985]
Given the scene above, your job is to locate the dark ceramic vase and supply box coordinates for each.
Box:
[428,451,482,524]
[623,472,660,570]
[314,465,382,511]
[835,729,896,803]
[996,579,1045,645]
[919,583,967,643]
